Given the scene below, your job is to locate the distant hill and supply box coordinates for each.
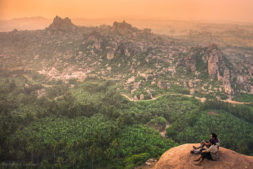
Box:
[0,17,51,31]
[0,16,252,98]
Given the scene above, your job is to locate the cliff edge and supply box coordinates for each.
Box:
[153,144,253,169]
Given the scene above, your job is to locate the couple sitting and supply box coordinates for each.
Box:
[191,132,220,165]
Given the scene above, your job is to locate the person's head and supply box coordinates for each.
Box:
[210,132,217,139]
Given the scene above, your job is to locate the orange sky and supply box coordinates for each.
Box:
[0,0,252,22]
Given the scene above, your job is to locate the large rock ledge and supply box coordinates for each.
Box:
[153,144,253,169]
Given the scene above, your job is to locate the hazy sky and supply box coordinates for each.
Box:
[0,0,252,22]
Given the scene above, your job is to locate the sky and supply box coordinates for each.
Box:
[0,0,252,22]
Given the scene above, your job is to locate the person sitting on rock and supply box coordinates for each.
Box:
[193,132,219,151]
[193,133,220,165]
[194,141,219,165]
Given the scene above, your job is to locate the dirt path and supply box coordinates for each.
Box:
[121,92,251,105]
[120,93,165,102]
[221,99,253,105]
[23,74,252,105]
[121,92,206,103]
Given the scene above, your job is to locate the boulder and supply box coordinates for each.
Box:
[154,144,253,169]
[106,50,115,60]
[140,94,145,100]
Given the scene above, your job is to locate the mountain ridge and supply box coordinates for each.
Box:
[0,16,252,99]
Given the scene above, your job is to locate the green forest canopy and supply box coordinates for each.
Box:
[0,75,253,169]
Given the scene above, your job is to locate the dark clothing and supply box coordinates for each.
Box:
[210,138,218,145]
[201,152,213,160]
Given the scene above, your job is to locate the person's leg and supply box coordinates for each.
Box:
[194,155,201,161]
[193,140,205,149]
[194,157,203,165]
[198,157,204,163]
[200,142,205,148]
[195,152,207,165]
[206,152,213,161]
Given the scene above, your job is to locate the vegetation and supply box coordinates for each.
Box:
[233,94,253,102]
[1,73,253,169]
[167,100,253,155]
[0,75,178,169]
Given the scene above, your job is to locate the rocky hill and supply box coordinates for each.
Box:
[47,16,78,32]
[0,16,252,99]
[153,144,253,169]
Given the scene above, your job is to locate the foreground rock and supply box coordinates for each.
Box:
[154,144,253,169]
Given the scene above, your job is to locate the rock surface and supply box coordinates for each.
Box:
[154,144,253,169]
[184,44,234,94]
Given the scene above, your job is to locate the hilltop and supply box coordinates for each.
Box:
[47,16,78,32]
[153,144,253,169]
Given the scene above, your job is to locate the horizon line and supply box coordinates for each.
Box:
[1,16,253,25]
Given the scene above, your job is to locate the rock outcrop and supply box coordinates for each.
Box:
[184,44,233,94]
[206,44,223,77]
[112,20,138,35]
[47,16,77,32]
[85,31,103,50]
[154,144,253,169]
[205,44,233,94]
